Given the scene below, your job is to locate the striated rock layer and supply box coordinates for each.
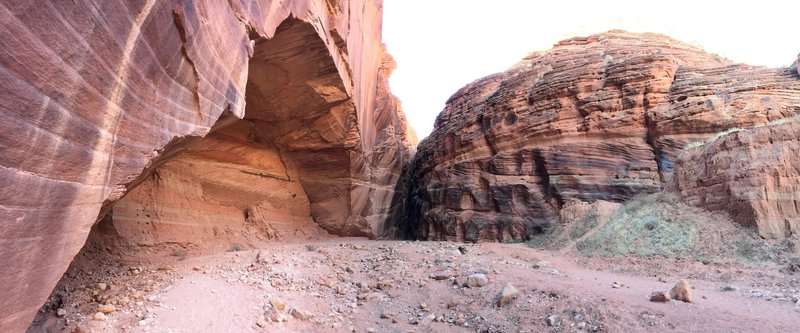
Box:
[0,1,412,331]
[409,31,800,243]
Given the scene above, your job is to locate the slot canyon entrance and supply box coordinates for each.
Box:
[95,17,368,250]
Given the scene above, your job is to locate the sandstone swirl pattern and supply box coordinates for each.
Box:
[0,1,412,330]
[409,31,800,243]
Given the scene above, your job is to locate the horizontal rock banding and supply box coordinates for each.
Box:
[410,31,800,242]
[0,1,412,331]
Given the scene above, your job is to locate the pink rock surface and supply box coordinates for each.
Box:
[0,1,411,331]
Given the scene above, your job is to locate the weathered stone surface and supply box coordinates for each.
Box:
[670,121,800,238]
[409,31,800,242]
[0,1,412,331]
[669,279,693,303]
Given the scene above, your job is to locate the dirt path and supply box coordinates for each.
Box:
[30,240,800,333]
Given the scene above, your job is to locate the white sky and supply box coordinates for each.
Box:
[383,0,799,139]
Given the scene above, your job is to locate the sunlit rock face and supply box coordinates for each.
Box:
[409,31,800,243]
[0,1,412,331]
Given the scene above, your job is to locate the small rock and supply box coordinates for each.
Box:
[649,291,671,302]
[497,283,519,307]
[95,282,107,291]
[256,319,267,327]
[56,309,66,317]
[92,312,106,321]
[193,266,203,271]
[669,279,693,303]
[612,282,623,289]
[720,284,739,292]
[158,264,173,271]
[419,313,436,325]
[306,244,320,251]
[433,270,453,280]
[419,302,428,310]
[366,328,376,333]
[533,261,551,269]
[266,309,288,322]
[270,297,286,311]
[288,307,312,321]
[546,314,561,327]
[465,273,489,288]
[447,298,462,309]
[97,304,116,314]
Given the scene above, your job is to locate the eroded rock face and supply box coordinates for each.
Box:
[409,31,800,242]
[670,122,800,238]
[0,1,411,330]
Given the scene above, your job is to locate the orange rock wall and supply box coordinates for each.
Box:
[410,31,800,242]
[0,1,411,331]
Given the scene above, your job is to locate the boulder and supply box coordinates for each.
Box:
[669,279,694,303]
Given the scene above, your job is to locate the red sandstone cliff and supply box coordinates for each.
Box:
[409,31,800,243]
[0,0,412,331]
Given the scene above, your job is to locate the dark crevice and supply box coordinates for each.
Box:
[172,10,203,120]
[532,149,562,208]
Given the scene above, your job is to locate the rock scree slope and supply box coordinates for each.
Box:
[408,31,800,242]
[0,0,413,331]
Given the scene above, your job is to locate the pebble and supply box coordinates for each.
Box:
[465,273,489,288]
[720,284,739,292]
[288,307,311,321]
[95,282,107,291]
[93,312,107,321]
[270,297,286,311]
[433,270,453,280]
[56,309,66,317]
[546,314,561,327]
[649,291,671,302]
[533,261,551,269]
[97,304,116,314]
[497,283,520,307]
[419,314,436,325]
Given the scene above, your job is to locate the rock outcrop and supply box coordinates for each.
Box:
[670,121,800,238]
[409,31,800,242]
[0,1,411,331]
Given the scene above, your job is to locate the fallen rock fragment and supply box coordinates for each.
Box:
[97,304,116,314]
[670,279,693,303]
[288,307,312,321]
[650,291,671,302]
[465,273,489,288]
[93,312,107,321]
[270,297,286,311]
[546,314,561,327]
[497,283,520,307]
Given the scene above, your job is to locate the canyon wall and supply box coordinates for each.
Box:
[410,31,800,243]
[0,0,412,331]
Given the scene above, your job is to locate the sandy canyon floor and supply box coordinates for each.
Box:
[27,237,800,333]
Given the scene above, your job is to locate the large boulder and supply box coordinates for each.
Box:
[409,31,800,242]
[0,0,412,330]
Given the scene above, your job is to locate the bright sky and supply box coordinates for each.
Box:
[383,0,799,139]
